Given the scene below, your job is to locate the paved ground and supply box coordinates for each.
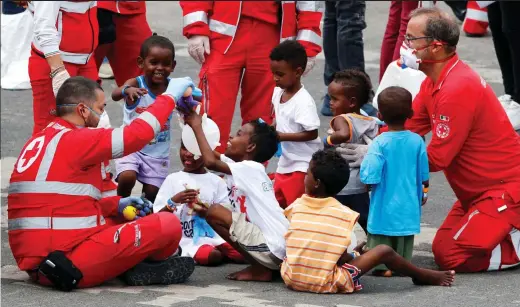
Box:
[1,2,519,307]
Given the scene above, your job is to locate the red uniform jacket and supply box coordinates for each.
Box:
[7,95,176,271]
[97,0,146,15]
[29,1,98,65]
[405,55,520,226]
[180,1,323,57]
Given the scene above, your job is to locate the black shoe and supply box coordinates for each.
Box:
[122,256,195,286]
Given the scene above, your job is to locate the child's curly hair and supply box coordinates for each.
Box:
[248,119,280,163]
[310,149,351,196]
[333,69,373,108]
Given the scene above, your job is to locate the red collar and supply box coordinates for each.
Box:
[429,54,460,94]
[51,118,80,130]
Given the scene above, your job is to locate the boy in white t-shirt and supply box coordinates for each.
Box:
[153,142,244,266]
[269,40,322,208]
[184,112,289,282]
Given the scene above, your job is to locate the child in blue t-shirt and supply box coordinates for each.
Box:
[360,86,429,277]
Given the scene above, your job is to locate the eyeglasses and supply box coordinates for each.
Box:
[404,35,433,47]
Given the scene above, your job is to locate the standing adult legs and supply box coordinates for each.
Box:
[499,1,520,103]
[487,2,515,99]
[380,1,402,81]
[321,0,340,116]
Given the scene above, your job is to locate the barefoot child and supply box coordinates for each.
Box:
[269,40,321,208]
[282,149,454,294]
[360,86,430,277]
[112,35,176,202]
[325,69,379,231]
[184,112,289,281]
[153,141,245,266]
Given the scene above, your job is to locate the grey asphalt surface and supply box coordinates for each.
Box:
[1,2,519,307]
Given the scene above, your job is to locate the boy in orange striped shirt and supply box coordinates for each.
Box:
[281,149,456,294]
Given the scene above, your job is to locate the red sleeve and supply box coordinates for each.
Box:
[65,95,176,168]
[295,1,323,57]
[426,87,475,172]
[405,86,432,136]
[180,1,213,38]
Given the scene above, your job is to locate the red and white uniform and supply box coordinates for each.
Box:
[8,95,182,288]
[180,1,323,152]
[405,54,520,272]
[94,1,152,86]
[28,1,100,135]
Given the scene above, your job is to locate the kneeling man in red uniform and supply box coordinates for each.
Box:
[8,76,199,289]
[402,7,520,272]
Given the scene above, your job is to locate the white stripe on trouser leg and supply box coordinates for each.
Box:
[501,228,520,269]
[280,36,296,43]
[296,29,322,46]
[296,1,324,12]
[111,128,125,159]
[466,9,489,22]
[35,129,70,181]
[183,11,208,27]
[101,189,117,198]
[488,243,502,271]
[209,19,237,37]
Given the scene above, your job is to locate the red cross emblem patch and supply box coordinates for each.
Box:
[436,123,450,139]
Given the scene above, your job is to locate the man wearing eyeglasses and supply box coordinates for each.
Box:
[401,7,520,273]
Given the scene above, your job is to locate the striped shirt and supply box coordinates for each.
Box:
[281,194,361,293]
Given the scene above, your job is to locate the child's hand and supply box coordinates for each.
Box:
[184,110,202,128]
[125,87,148,102]
[353,241,367,255]
[172,189,199,204]
[193,202,209,218]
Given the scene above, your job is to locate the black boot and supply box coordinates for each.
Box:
[122,256,195,286]
[444,1,467,22]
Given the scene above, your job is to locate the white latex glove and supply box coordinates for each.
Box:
[302,57,316,77]
[52,69,71,97]
[336,135,373,168]
[188,35,210,65]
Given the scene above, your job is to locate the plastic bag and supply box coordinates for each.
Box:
[1,9,33,90]
[373,60,426,110]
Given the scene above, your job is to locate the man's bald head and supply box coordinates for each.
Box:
[409,7,460,53]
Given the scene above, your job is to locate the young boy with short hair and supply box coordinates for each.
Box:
[184,111,289,282]
[360,86,430,277]
[325,69,379,231]
[282,149,455,294]
[111,35,177,202]
[269,40,322,209]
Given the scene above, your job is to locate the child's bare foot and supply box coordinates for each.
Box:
[372,269,393,277]
[412,269,455,286]
[226,265,273,282]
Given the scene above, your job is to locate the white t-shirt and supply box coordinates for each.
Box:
[221,155,289,260]
[272,86,322,174]
[153,171,229,258]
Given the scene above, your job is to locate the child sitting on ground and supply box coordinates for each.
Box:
[111,35,176,202]
[324,69,379,231]
[184,111,289,282]
[360,86,430,277]
[282,149,454,294]
[269,40,322,209]
[152,141,244,266]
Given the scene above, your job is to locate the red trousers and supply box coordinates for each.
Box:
[193,242,245,265]
[29,50,98,136]
[199,17,277,153]
[29,213,181,288]
[274,172,306,209]
[94,13,152,86]
[432,194,520,272]
[379,0,419,81]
